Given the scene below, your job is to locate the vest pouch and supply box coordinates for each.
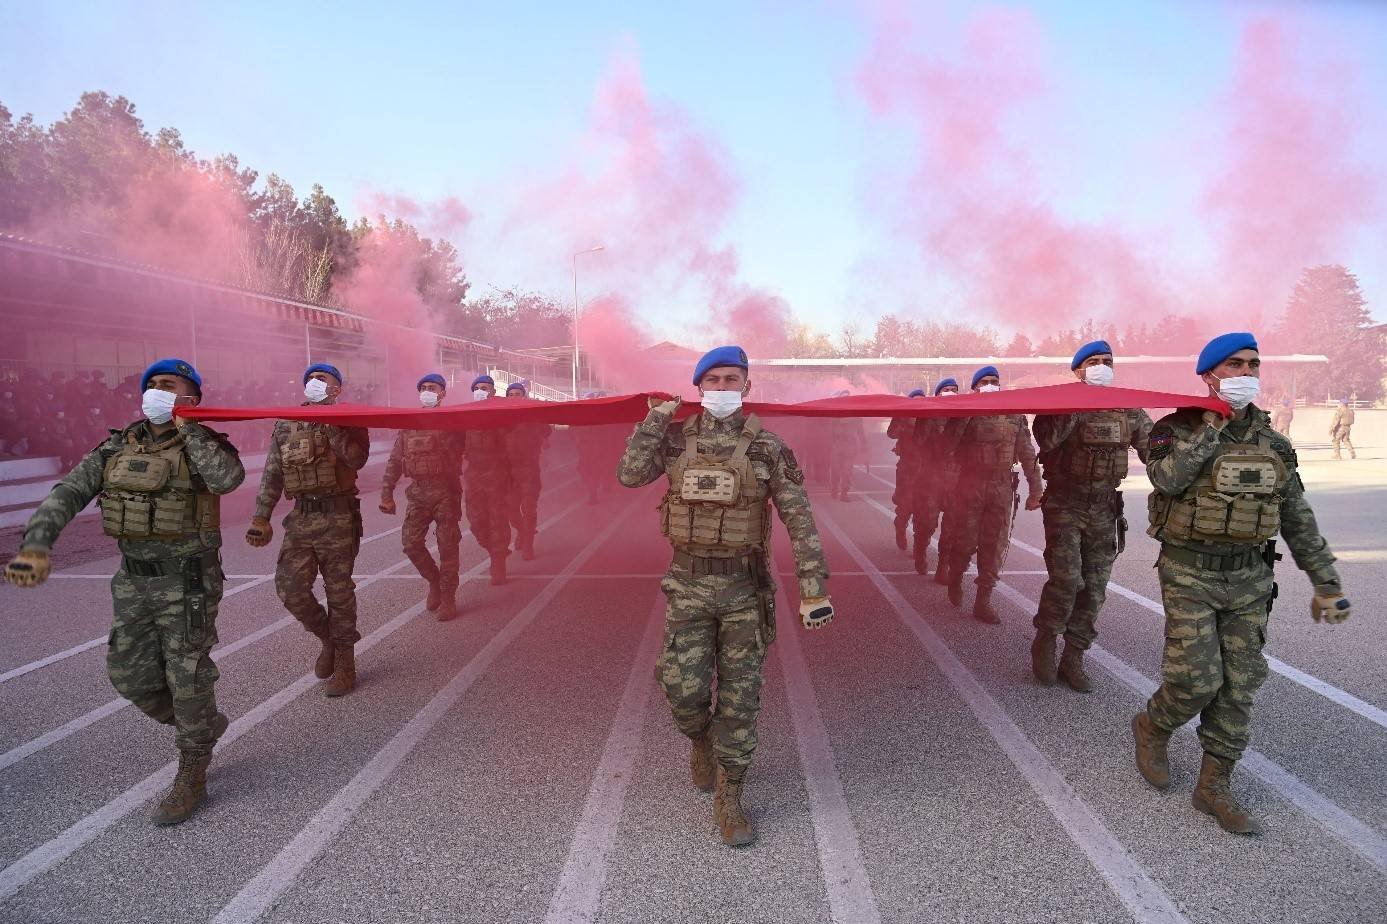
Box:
[1210,453,1281,495]
[681,466,739,505]
[105,453,173,493]
[1080,416,1125,446]
[151,493,190,535]
[1226,495,1280,541]
[100,494,128,537]
[1192,491,1232,536]
[117,495,154,537]
[282,429,327,467]
[689,506,727,545]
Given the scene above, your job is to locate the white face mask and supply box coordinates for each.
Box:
[472,389,489,402]
[701,389,744,419]
[142,388,178,424]
[937,390,957,397]
[1083,364,1114,387]
[419,390,440,408]
[304,378,330,403]
[978,383,1001,393]
[1216,375,1260,410]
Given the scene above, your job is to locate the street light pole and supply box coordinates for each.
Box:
[572,245,604,398]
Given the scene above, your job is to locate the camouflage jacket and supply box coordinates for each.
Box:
[886,418,922,467]
[942,414,1043,497]
[381,429,465,495]
[1147,404,1340,590]
[22,419,245,560]
[254,410,370,519]
[1330,406,1355,432]
[617,407,830,599]
[1033,408,1153,499]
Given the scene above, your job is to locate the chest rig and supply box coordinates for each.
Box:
[960,416,1020,472]
[1148,439,1287,544]
[660,415,770,556]
[280,421,354,497]
[1056,411,1131,484]
[402,430,450,478]
[99,430,219,540]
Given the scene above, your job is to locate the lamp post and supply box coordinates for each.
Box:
[572,245,604,398]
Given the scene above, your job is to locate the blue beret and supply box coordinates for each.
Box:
[934,377,959,395]
[417,373,447,391]
[471,374,495,390]
[505,379,530,394]
[971,365,1000,390]
[141,358,202,394]
[1196,332,1258,375]
[1071,340,1113,370]
[693,345,749,386]
[304,363,343,385]
[906,388,926,398]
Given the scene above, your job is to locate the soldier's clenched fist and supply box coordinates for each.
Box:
[4,548,51,587]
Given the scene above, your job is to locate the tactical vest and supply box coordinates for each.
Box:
[402,430,450,479]
[1147,442,1286,544]
[959,416,1019,472]
[99,430,219,540]
[1054,411,1131,484]
[660,415,770,556]
[280,421,356,497]
[465,428,506,457]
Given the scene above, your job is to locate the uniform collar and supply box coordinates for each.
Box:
[698,409,745,433]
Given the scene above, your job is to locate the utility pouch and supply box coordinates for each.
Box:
[184,554,207,647]
[751,553,777,648]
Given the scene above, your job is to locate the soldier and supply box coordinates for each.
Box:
[5,358,244,825]
[618,345,833,847]
[939,366,1042,624]
[1270,397,1294,440]
[462,374,512,584]
[246,363,370,697]
[1329,398,1355,460]
[887,388,927,550]
[1132,332,1349,834]
[1030,341,1152,691]
[504,380,551,560]
[826,391,865,501]
[911,377,960,578]
[380,374,466,622]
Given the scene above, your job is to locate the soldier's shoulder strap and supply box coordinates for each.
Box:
[731,414,763,459]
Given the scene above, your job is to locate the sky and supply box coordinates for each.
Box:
[2,0,1385,342]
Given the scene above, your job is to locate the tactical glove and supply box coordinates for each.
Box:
[647,393,681,416]
[1201,410,1229,432]
[800,596,834,630]
[1311,590,1351,624]
[4,548,51,587]
[379,494,397,515]
[246,517,274,548]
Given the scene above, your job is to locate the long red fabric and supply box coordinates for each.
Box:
[182,382,1227,431]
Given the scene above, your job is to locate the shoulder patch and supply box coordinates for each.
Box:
[1267,436,1297,466]
[780,447,806,485]
[1148,425,1175,461]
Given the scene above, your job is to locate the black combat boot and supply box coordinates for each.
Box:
[971,585,1000,624]
[1192,753,1261,835]
[1030,629,1057,685]
[1058,642,1093,692]
[151,751,212,826]
[714,765,756,847]
[1131,711,1171,790]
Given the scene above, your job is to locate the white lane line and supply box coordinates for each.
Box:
[869,471,1387,732]
[544,596,665,924]
[860,488,1387,877]
[772,551,882,924]
[0,495,589,902]
[821,510,1190,924]
[213,500,637,924]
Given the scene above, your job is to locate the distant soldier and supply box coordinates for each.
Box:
[1329,399,1355,460]
[380,373,466,622]
[6,358,244,825]
[462,375,512,584]
[1030,341,1152,691]
[939,366,1042,624]
[826,391,865,501]
[1270,397,1294,440]
[1133,332,1349,834]
[504,380,551,560]
[911,377,960,578]
[247,363,370,697]
[887,388,927,550]
[618,345,833,847]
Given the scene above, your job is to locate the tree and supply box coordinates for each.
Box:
[1005,333,1034,356]
[1274,265,1383,401]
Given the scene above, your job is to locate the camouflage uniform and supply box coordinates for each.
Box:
[618,407,828,771]
[1144,405,1339,761]
[1330,405,1355,459]
[942,414,1042,590]
[826,417,865,500]
[576,424,623,503]
[505,423,551,554]
[256,415,370,644]
[1032,409,1152,649]
[381,429,465,597]
[463,428,512,555]
[21,419,244,753]
[886,417,921,538]
[908,418,957,565]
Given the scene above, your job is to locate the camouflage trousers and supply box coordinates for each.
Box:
[1332,427,1354,456]
[657,565,768,771]
[275,505,363,645]
[1033,491,1118,649]
[945,472,1016,588]
[892,460,918,528]
[402,480,463,594]
[109,563,223,754]
[465,467,512,554]
[508,462,542,542]
[1145,553,1273,761]
[910,464,955,556]
[828,452,855,497]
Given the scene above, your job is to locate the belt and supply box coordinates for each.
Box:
[293,495,357,514]
[122,549,220,578]
[1160,544,1261,572]
[671,550,754,576]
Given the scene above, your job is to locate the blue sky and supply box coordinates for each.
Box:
[3,0,1385,336]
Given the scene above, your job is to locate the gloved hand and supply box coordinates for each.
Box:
[1202,409,1229,431]
[379,494,397,515]
[246,517,274,548]
[1025,494,1042,511]
[800,596,834,630]
[4,548,51,587]
[1311,589,1351,624]
[647,393,681,416]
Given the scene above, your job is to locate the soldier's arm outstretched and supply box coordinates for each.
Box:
[181,423,245,494]
[254,423,286,521]
[327,425,371,470]
[617,406,674,488]
[20,436,114,550]
[767,441,829,600]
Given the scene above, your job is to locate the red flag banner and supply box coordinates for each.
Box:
[182,383,1228,431]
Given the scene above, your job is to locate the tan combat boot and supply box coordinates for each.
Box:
[690,730,715,793]
[324,644,356,697]
[313,631,334,680]
[1030,629,1057,685]
[933,559,950,586]
[1192,753,1261,835]
[714,765,756,847]
[1057,643,1093,692]
[212,710,230,744]
[426,579,442,611]
[894,519,908,551]
[435,594,460,623]
[151,751,212,826]
[971,585,1000,624]
[1131,711,1171,790]
[946,571,964,607]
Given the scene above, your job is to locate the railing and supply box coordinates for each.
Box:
[487,369,572,402]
